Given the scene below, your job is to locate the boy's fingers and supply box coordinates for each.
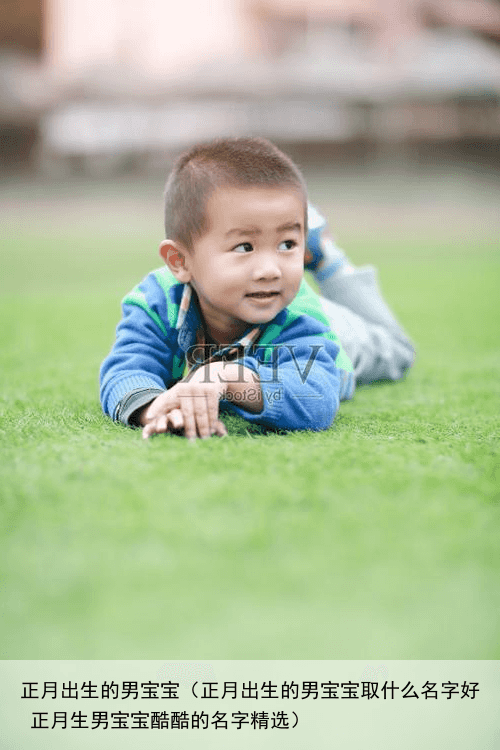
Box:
[142,419,157,439]
[142,413,169,439]
[142,407,224,440]
[213,419,227,437]
[192,391,211,439]
[179,394,197,440]
[167,409,184,431]
[157,413,170,434]
[172,384,224,439]
[207,391,220,435]
[143,392,172,423]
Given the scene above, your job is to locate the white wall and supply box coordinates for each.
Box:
[45,0,248,78]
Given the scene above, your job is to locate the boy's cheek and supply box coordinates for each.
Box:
[289,270,304,298]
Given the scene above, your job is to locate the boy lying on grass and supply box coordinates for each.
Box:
[100,137,414,439]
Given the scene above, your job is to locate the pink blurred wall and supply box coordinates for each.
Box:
[45,0,249,77]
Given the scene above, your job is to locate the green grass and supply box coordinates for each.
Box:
[1,183,499,659]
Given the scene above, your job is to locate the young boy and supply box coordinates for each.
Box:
[100,137,414,439]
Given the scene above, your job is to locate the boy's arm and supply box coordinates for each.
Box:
[100,279,265,437]
[223,331,344,432]
[220,276,355,433]
[100,297,178,424]
[135,333,341,436]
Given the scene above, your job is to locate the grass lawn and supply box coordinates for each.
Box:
[1,174,498,659]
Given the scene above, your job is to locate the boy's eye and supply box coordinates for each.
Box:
[278,239,297,252]
[232,242,253,253]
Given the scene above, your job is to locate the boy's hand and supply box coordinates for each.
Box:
[142,404,227,440]
[139,361,262,440]
[140,375,227,440]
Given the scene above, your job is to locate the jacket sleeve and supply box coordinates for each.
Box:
[222,319,343,432]
[100,282,180,421]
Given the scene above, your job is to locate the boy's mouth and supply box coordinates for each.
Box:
[246,291,280,299]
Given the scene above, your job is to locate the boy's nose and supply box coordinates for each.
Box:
[253,253,282,280]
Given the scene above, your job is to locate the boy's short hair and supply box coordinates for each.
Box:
[164,137,308,250]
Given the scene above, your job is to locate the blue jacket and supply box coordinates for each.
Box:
[100,261,354,432]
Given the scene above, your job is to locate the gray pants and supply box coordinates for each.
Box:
[318,266,415,384]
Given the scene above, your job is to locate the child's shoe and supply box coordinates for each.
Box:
[305,204,354,279]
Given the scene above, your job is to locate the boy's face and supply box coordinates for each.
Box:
[162,185,305,344]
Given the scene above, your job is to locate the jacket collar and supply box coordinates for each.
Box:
[176,283,262,357]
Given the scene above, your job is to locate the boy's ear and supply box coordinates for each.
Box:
[159,240,191,283]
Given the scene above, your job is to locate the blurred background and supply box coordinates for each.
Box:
[1,0,500,265]
[2,0,500,176]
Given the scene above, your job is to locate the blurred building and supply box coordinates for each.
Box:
[0,0,43,167]
[1,0,500,171]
